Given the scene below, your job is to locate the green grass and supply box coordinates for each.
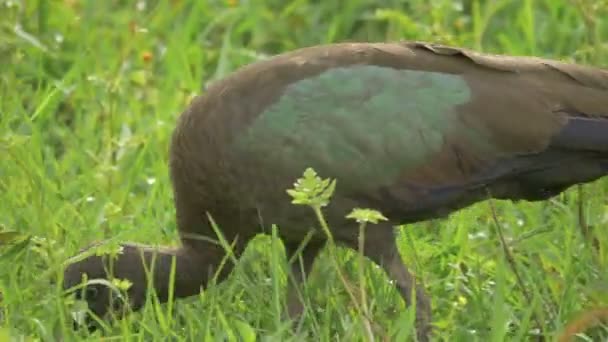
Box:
[1,0,608,340]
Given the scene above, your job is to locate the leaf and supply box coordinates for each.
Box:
[94,243,124,257]
[112,278,133,291]
[346,208,388,224]
[0,231,26,245]
[286,167,337,207]
[130,69,147,86]
[0,236,32,260]
[0,327,35,342]
[104,202,123,217]
[233,319,256,342]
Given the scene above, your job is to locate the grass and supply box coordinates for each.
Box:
[1,0,608,340]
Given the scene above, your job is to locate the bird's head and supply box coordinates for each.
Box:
[63,241,225,332]
[62,244,151,331]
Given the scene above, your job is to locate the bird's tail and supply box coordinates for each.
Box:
[551,114,608,152]
[508,113,608,200]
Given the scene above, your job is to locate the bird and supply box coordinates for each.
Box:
[62,41,608,341]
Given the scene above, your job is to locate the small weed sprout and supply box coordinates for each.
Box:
[287,168,389,340]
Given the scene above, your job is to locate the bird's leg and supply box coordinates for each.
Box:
[363,228,432,342]
[284,241,323,321]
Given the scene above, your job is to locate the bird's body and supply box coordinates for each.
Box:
[64,42,608,340]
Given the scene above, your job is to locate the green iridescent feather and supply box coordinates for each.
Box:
[235,65,481,188]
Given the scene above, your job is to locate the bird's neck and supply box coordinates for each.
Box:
[118,243,231,308]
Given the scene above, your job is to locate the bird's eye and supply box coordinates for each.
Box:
[111,295,123,312]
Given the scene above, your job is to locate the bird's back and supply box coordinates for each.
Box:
[169,42,608,244]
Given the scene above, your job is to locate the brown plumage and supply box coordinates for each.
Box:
[63,41,608,340]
